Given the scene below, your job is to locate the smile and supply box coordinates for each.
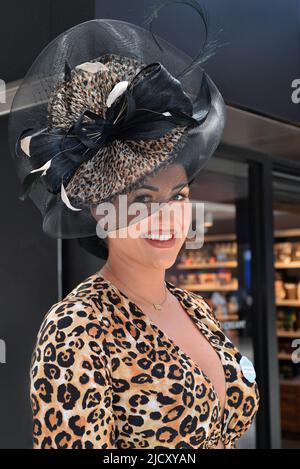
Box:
[141,233,176,248]
[142,233,173,240]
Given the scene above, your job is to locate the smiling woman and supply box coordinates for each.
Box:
[81,168,195,260]
[7,1,259,451]
[29,151,259,450]
[90,163,192,260]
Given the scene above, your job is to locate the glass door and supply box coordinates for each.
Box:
[166,156,258,448]
[272,171,300,449]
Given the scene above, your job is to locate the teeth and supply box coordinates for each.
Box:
[143,234,173,241]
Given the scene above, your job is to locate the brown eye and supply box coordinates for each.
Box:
[172,191,189,201]
[133,194,153,203]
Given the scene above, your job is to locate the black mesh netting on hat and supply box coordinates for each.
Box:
[8,0,226,259]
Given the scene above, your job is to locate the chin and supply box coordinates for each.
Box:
[139,237,183,267]
[149,251,179,270]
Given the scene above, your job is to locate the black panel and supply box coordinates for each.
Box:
[0,1,96,449]
[95,0,300,124]
[0,116,58,449]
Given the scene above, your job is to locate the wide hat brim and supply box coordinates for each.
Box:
[8,17,226,239]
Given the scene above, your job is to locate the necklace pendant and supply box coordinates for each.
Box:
[153,303,162,310]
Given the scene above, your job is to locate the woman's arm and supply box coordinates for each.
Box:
[30,297,117,449]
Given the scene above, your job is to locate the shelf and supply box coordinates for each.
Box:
[181,282,238,292]
[275,229,300,239]
[278,353,293,360]
[276,300,300,307]
[217,315,239,321]
[200,229,300,241]
[280,378,300,387]
[275,261,300,269]
[277,330,300,338]
[177,261,238,270]
[203,234,236,242]
[198,229,300,242]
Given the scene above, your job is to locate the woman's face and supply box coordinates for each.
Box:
[92,164,192,269]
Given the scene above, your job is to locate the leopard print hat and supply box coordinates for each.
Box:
[8,11,226,239]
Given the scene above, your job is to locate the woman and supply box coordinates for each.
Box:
[9,3,259,450]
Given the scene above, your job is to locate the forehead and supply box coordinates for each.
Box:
[136,163,188,191]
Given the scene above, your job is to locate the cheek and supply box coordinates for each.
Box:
[173,201,192,237]
[109,234,142,260]
[183,202,192,233]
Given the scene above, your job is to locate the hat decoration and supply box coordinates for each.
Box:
[8,0,226,239]
[18,59,211,211]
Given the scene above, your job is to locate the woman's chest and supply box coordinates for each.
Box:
[109,342,222,449]
[107,322,220,448]
[103,303,259,449]
[144,300,227,415]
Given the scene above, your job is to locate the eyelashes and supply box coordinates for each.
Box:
[173,192,189,201]
[133,191,189,204]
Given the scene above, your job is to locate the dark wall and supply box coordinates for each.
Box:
[0,115,58,449]
[206,0,300,124]
[0,0,95,449]
[0,0,95,80]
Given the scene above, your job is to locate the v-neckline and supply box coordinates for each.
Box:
[95,272,230,441]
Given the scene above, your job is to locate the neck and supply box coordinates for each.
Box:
[100,252,166,301]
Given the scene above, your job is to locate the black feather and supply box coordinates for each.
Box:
[64,59,72,84]
[143,0,227,79]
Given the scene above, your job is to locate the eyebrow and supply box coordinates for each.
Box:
[139,182,188,192]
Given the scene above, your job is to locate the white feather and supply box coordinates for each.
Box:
[30,158,52,176]
[20,135,32,156]
[20,128,48,157]
[75,61,108,74]
[106,81,129,108]
[61,182,82,211]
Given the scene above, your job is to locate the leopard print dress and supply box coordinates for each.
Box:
[30,271,260,449]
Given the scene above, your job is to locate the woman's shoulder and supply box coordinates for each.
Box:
[37,271,114,343]
[32,272,114,374]
[63,270,110,303]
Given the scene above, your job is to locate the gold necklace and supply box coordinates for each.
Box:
[103,265,168,310]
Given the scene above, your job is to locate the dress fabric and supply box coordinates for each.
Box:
[30,271,260,449]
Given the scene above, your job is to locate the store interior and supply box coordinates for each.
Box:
[273,173,300,448]
[166,161,300,449]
